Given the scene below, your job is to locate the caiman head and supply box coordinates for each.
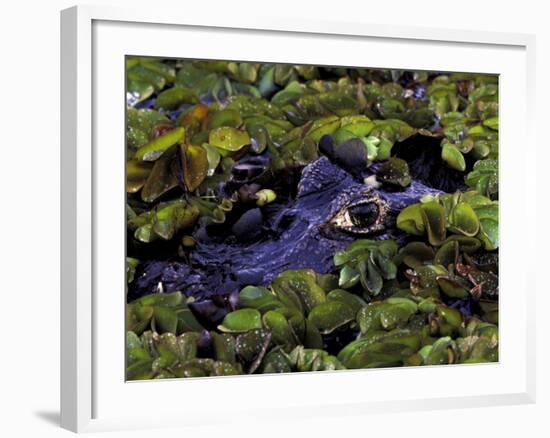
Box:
[129,156,442,303]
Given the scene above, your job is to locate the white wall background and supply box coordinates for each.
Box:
[0,1,546,436]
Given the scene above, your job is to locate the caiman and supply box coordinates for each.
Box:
[129,150,447,312]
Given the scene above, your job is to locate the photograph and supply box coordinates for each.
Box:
[125,58,499,380]
[2,0,545,435]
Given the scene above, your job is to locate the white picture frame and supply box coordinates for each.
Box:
[60,5,537,433]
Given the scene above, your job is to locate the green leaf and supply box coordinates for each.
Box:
[181,144,208,192]
[152,200,199,240]
[127,108,168,150]
[483,117,499,131]
[377,157,411,187]
[126,257,139,284]
[271,270,327,314]
[140,61,176,82]
[140,146,178,202]
[437,277,469,298]
[127,64,166,91]
[338,265,360,289]
[396,204,425,236]
[154,87,199,110]
[477,218,499,250]
[448,202,480,237]
[465,159,498,198]
[363,258,383,295]
[126,160,153,193]
[153,307,178,334]
[420,202,447,246]
[127,80,154,105]
[127,359,154,380]
[307,116,340,142]
[175,307,204,333]
[262,311,294,345]
[208,109,243,129]
[307,301,356,334]
[441,143,466,171]
[332,128,357,146]
[239,286,282,313]
[203,143,222,176]
[218,309,263,333]
[326,289,365,315]
[339,115,374,136]
[208,127,251,151]
[135,127,185,161]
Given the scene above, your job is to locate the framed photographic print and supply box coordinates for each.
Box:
[61,5,536,433]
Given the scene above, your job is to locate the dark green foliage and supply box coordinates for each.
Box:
[126,58,499,379]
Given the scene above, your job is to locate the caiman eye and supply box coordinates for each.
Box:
[348,203,379,228]
[324,195,389,236]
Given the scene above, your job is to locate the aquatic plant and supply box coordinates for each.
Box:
[396,191,498,250]
[125,58,499,379]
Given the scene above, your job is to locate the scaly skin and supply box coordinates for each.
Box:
[129,157,442,302]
